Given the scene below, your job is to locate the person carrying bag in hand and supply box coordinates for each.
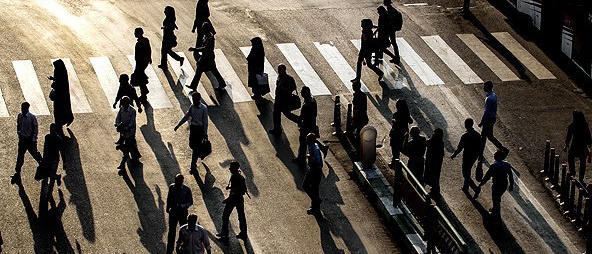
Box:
[175,92,209,176]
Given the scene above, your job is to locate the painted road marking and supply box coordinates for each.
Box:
[51,58,93,113]
[0,87,9,117]
[314,42,370,93]
[12,60,51,115]
[457,34,520,82]
[240,46,279,99]
[396,38,445,86]
[492,32,556,79]
[350,39,404,89]
[168,52,214,106]
[127,55,173,109]
[214,49,252,103]
[421,35,483,84]
[90,56,119,110]
[276,43,332,96]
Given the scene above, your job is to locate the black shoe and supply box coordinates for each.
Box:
[292,157,305,164]
[185,85,196,90]
[307,209,320,215]
[473,186,481,199]
[10,173,21,185]
[461,187,469,193]
[157,65,167,70]
[269,129,281,135]
[215,85,227,93]
[180,57,185,66]
[56,174,62,186]
[190,168,198,175]
[216,232,228,238]
[236,232,248,240]
[117,168,125,176]
[350,78,360,83]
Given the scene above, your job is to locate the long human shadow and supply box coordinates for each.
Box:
[121,161,167,254]
[63,129,96,242]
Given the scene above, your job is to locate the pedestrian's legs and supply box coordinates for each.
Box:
[189,125,204,171]
[296,130,307,160]
[364,55,384,79]
[126,137,141,160]
[15,138,29,173]
[236,199,247,234]
[161,46,168,68]
[166,210,180,254]
[189,68,205,89]
[354,53,364,80]
[481,119,505,152]
[568,151,576,177]
[209,65,227,89]
[283,109,300,124]
[462,156,479,191]
[389,33,400,58]
[220,200,236,236]
[310,174,322,211]
[167,50,183,62]
[491,186,506,215]
[579,154,587,181]
[272,103,282,131]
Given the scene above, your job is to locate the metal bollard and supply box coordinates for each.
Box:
[576,187,585,224]
[567,179,577,218]
[393,159,402,205]
[344,103,353,136]
[552,154,560,189]
[559,164,568,201]
[546,148,556,181]
[542,140,550,174]
[331,96,342,136]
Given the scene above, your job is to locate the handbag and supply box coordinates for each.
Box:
[49,89,56,101]
[198,138,212,159]
[34,161,50,181]
[256,73,269,86]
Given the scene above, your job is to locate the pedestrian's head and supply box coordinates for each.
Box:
[53,59,65,70]
[306,132,317,145]
[494,150,508,161]
[174,174,184,186]
[277,64,287,76]
[483,81,493,93]
[119,74,129,84]
[301,86,311,99]
[21,102,30,114]
[377,6,387,15]
[574,111,588,127]
[433,128,443,141]
[410,126,420,137]
[134,27,144,38]
[464,118,474,130]
[120,96,131,108]
[191,92,202,105]
[164,6,175,17]
[395,99,409,115]
[383,0,392,5]
[352,81,362,92]
[49,123,57,135]
[251,37,263,50]
[361,19,374,30]
[229,160,240,174]
[187,213,198,227]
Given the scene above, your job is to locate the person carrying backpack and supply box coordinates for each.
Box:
[383,0,402,64]
[351,19,384,83]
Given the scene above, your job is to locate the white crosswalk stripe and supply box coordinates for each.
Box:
[421,35,483,84]
[51,58,93,113]
[396,38,445,86]
[0,88,9,117]
[90,56,119,111]
[240,46,279,99]
[492,32,556,80]
[12,60,51,115]
[276,43,332,96]
[350,39,406,89]
[127,56,173,109]
[313,42,370,93]
[213,49,253,103]
[457,34,520,82]
[168,52,215,106]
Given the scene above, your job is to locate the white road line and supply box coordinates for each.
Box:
[0,88,9,117]
[404,3,428,6]
[90,56,119,111]
[351,39,406,90]
[127,56,173,109]
[313,42,370,93]
[12,60,51,115]
[240,46,279,99]
[276,43,332,96]
[168,52,214,106]
[492,32,556,79]
[51,58,93,113]
[213,49,253,103]
[457,34,520,82]
[421,35,483,84]
[396,38,445,86]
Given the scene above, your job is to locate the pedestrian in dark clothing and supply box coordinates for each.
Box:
[247,37,267,99]
[269,64,299,135]
[479,81,507,159]
[425,128,444,192]
[351,19,384,83]
[187,21,227,92]
[303,133,324,215]
[451,118,482,198]
[564,110,592,181]
[216,161,248,241]
[166,174,194,254]
[11,102,43,185]
[176,213,211,254]
[158,6,184,70]
[131,27,152,102]
[0,230,3,253]
[352,81,368,144]
[293,86,318,164]
[479,150,514,217]
[174,92,208,175]
[41,123,64,200]
[402,126,426,183]
[375,6,398,64]
[383,0,401,64]
[389,99,413,166]
[113,74,143,113]
[49,59,74,135]
[115,96,141,175]
[192,0,211,34]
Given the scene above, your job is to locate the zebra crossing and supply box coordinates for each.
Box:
[3,32,556,117]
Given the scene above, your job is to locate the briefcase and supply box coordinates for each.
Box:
[255,73,270,96]
[34,162,50,181]
[198,138,212,159]
[287,94,301,111]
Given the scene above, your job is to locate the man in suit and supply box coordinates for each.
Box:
[166,174,193,254]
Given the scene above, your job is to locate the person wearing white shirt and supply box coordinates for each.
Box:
[115,96,141,175]
[175,92,208,175]
[12,102,43,185]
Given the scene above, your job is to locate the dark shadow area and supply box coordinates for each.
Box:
[62,129,96,242]
[162,69,196,112]
[141,104,181,184]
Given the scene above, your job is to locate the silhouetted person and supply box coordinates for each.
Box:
[115,96,141,175]
[187,21,227,93]
[462,0,471,14]
[383,0,401,64]
[176,213,211,254]
[375,6,398,64]
[11,102,43,185]
[113,74,143,113]
[293,86,317,164]
[0,230,3,253]
[174,92,208,175]
[352,19,383,83]
[269,64,299,135]
[41,123,64,201]
[352,81,368,144]
[451,118,482,198]
[167,174,193,254]
[247,37,267,99]
[217,161,248,241]
[564,110,591,181]
[389,99,413,167]
[425,128,444,193]
[479,81,507,159]
[303,133,324,215]
[131,27,152,102]
[403,126,426,183]
[479,150,514,217]
[192,0,211,34]
[49,59,74,135]
[158,6,184,70]
[424,202,438,254]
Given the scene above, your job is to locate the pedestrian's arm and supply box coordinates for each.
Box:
[16,114,21,136]
[166,187,172,212]
[203,106,209,135]
[564,125,573,151]
[479,166,493,186]
[451,137,464,159]
[203,229,211,253]
[182,188,193,209]
[175,107,192,131]
[176,228,185,251]
[32,116,38,142]
[508,167,515,191]
[115,110,122,126]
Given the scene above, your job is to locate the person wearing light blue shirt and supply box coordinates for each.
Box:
[303,133,323,215]
[478,81,507,159]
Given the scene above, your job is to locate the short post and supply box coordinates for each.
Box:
[552,154,560,189]
[576,185,585,224]
[567,179,577,218]
[344,103,353,136]
[546,148,556,182]
[331,96,342,136]
[559,164,568,201]
[393,159,402,205]
[542,140,550,174]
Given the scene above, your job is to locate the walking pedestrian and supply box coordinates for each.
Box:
[49,59,74,136]
[216,161,248,241]
[40,123,64,201]
[479,81,507,159]
[113,74,143,113]
[451,118,482,198]
[11,102,43,185]
[192,0,211,34]
[375,6,398,64]
[351,19,384,83]
[564,110,592,181]
[166,174,193,254]
[246,37,268,99]
[293,86,318,164]
[0,230,3,253]
[383,0,402,64]
[478,150,514,217]
[425,128,444,193]
[402,126,426,183]
[303,133,324,215]
[176,213,211,254]
[389,99,413,167]
[114,96,141,175]
[186,21,227,92]
[352,81,368,144]
[131,27,152,102]
[158,6,184,70]
[174,92,208,175]
[269,64,299,135]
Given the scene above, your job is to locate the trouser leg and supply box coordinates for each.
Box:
[161,47,168,68]
[579,154,587,181]
[491,187,505,215]
[166,210,180,254]
[168,51,183,62]
[15,139,28,173]
[189,69,205,89]
[365,55,384,78]
[210,66,227,88]
[355,54,364,79]
[272,103,282,130]
[389,33,400,57]
[221,200,236,236]
[236,200,247,234]
[310,175,321,211]
[189,125,204,169]
[126,137,141,160]
[297,131,307,159]
[462,156,479,191]
[568,152,576,177]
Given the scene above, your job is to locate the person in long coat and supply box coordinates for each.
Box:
[49,59,74,135]
[425,128,444,193]
[389,99,413,167]
[247,37,266,99]
[158,6,184,70]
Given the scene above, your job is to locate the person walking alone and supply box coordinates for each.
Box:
[217,161,248,241]
[158,6,184,70]
[192,0,211,34]
[303,133,324,215]
[166,174,193,254]
[478,150,514,217]
[389,99,413,167]
[402,126,426,183]
[375,6,398,64]
[293,87,318,164]
[479,81,507,159]
[115,96,141,175]
[176,213,211,254]
[187,21,227,92]
[113,74,143,113]
[351,19,383,83]
[246,37,267,99]
[40,123,64,202]
[131,27,152,102]
[425,128,444,193]
[352,81,368,144]
[564,110,592,181]
[451,118,482,198]
[174,92,208,175]
[11,102,43,185]
[269,64,299,135]
[49,59,74,136]
[383,0,402,64]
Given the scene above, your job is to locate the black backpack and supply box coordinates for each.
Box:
[388,8,403,31]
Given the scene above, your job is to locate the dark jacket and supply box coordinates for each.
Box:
[51,60,74,126]
[228,173,247,199]
[167,184,193,212]
[300,97,318,130]
[196,32,216,70]
[566,122,592,155]
[453,128,481,159]
[483,160,514,190]
[162,17,178,47]
[135,37,152,63]
[115,81,141,107]
[353,90,368,126]
[275,74,296,101]
[43,133,64,163]
[425,136,444,184]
